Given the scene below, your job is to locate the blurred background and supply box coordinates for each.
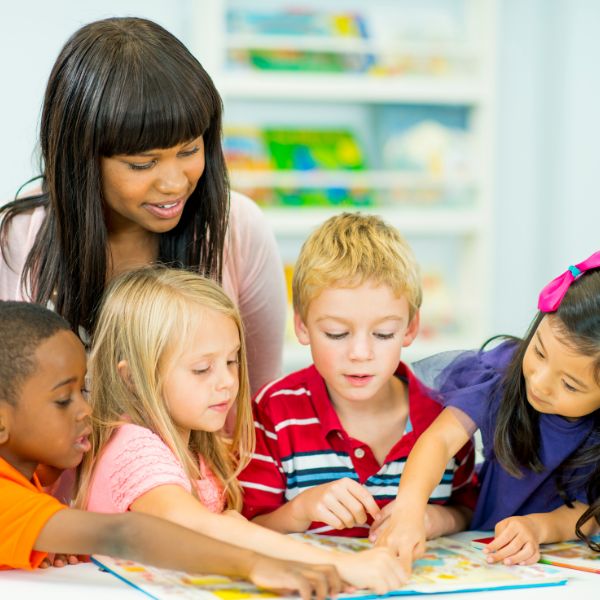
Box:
[1,0,598,370]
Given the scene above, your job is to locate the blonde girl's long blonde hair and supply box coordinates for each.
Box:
[76,266,255,511]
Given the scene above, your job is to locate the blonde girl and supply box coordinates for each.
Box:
[77,266,405,593]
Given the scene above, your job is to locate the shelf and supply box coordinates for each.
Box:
[218,72,485,104]
[230,169,476,190]
[263,206,484,236]
[226,34,477,58]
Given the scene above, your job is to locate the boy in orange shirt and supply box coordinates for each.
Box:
[0,300,340,599]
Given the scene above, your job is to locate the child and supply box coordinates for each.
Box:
[77,266,405,594]
[376,251,600,576]
[239,213,477,539]
[0,300,342,599]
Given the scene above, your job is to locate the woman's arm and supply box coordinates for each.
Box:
[34,508,341,600]
[130,483,408,591]
[224,192,286,394]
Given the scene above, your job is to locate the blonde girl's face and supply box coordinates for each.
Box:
[522,316,600,419]
[162,308,240,443]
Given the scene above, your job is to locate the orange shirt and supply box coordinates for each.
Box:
[0,457,66,570]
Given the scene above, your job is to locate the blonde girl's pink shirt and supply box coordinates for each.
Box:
[86,423,225,514]
[0,191,286,395]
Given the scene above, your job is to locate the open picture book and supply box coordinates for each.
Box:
[538,535,600,574]
[92,533,567,600]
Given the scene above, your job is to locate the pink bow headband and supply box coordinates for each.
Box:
[538,250,600,312]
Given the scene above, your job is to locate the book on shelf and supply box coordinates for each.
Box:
[224,127,372,207]
[227,8,368,39]
[92,533,567,599]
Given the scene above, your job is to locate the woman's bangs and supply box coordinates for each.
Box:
[97,67,213,157]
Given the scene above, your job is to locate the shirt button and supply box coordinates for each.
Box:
[354,448,365,459]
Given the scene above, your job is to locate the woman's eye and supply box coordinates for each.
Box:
[227,359,239,366]
[374,332,395,340]
[179,146,200,157]
[55,398,72,408]
[128,161,155,171]
[534,346,545,358]
[192,367,210,375]
[325,332,347,340]
[562,380,578,393]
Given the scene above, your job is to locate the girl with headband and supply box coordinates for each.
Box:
[371,251,600,577]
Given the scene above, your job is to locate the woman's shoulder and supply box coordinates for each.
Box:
[227,190,271,240]
[0,203,45,240]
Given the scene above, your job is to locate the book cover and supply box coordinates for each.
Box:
[92,534,567,599]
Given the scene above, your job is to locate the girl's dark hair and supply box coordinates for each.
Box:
[0,17,229,334]
[493,268,600,549]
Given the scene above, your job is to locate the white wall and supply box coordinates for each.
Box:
[493,0,600,336]
[0,0,192,201]
[1,0,598,338]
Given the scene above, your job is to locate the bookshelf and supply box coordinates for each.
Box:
[192,0,496,370]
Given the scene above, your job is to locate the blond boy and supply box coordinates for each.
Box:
[240,213,477,538]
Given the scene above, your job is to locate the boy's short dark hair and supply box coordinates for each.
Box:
[0,301,71,405]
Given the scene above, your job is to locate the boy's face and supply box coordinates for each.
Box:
[0,330,91,480]
[295,281,419,407]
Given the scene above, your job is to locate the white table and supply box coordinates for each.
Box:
[1,533,597,599]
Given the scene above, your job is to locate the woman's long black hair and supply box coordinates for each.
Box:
[0,17,229,334]
[493,268,600,549]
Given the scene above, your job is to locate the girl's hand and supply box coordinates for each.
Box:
[290,478,380,531]
[248,556,342,600]
[372,506,426,580]
[369,502,449,542]
[483,516,542,565]
[335,547,408,593]
[39,554,83,568]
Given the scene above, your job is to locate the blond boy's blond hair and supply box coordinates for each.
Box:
[293,212,422,322]
[76,266,254,511]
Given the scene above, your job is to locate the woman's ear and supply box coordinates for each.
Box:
[293,312,310,346]
[402,310,421,348]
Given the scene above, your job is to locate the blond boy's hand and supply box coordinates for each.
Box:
[372,506,426,580]
[482,516,541,566]
[248,556,343,600]
[290,478,380,531]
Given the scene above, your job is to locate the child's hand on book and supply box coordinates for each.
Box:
[248,556,342,600]
[38,553,85,568]
[482,516,541,566]
[371,503,427,580]
[334,547,409,593]
[290,477,380,531]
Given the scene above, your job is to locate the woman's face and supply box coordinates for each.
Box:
[100,136,205,235]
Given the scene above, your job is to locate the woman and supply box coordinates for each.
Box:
[0,17,286,393]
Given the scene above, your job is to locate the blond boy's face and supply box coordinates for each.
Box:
[0,330,91,480]
[294,281,419,408]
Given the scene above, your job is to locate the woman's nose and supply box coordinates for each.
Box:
[155,163,187,195]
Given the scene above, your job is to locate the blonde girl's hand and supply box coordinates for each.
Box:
[483,516,542,565]
[248,556,343,600]
[291,478,380,532]
[335,547,408,593]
